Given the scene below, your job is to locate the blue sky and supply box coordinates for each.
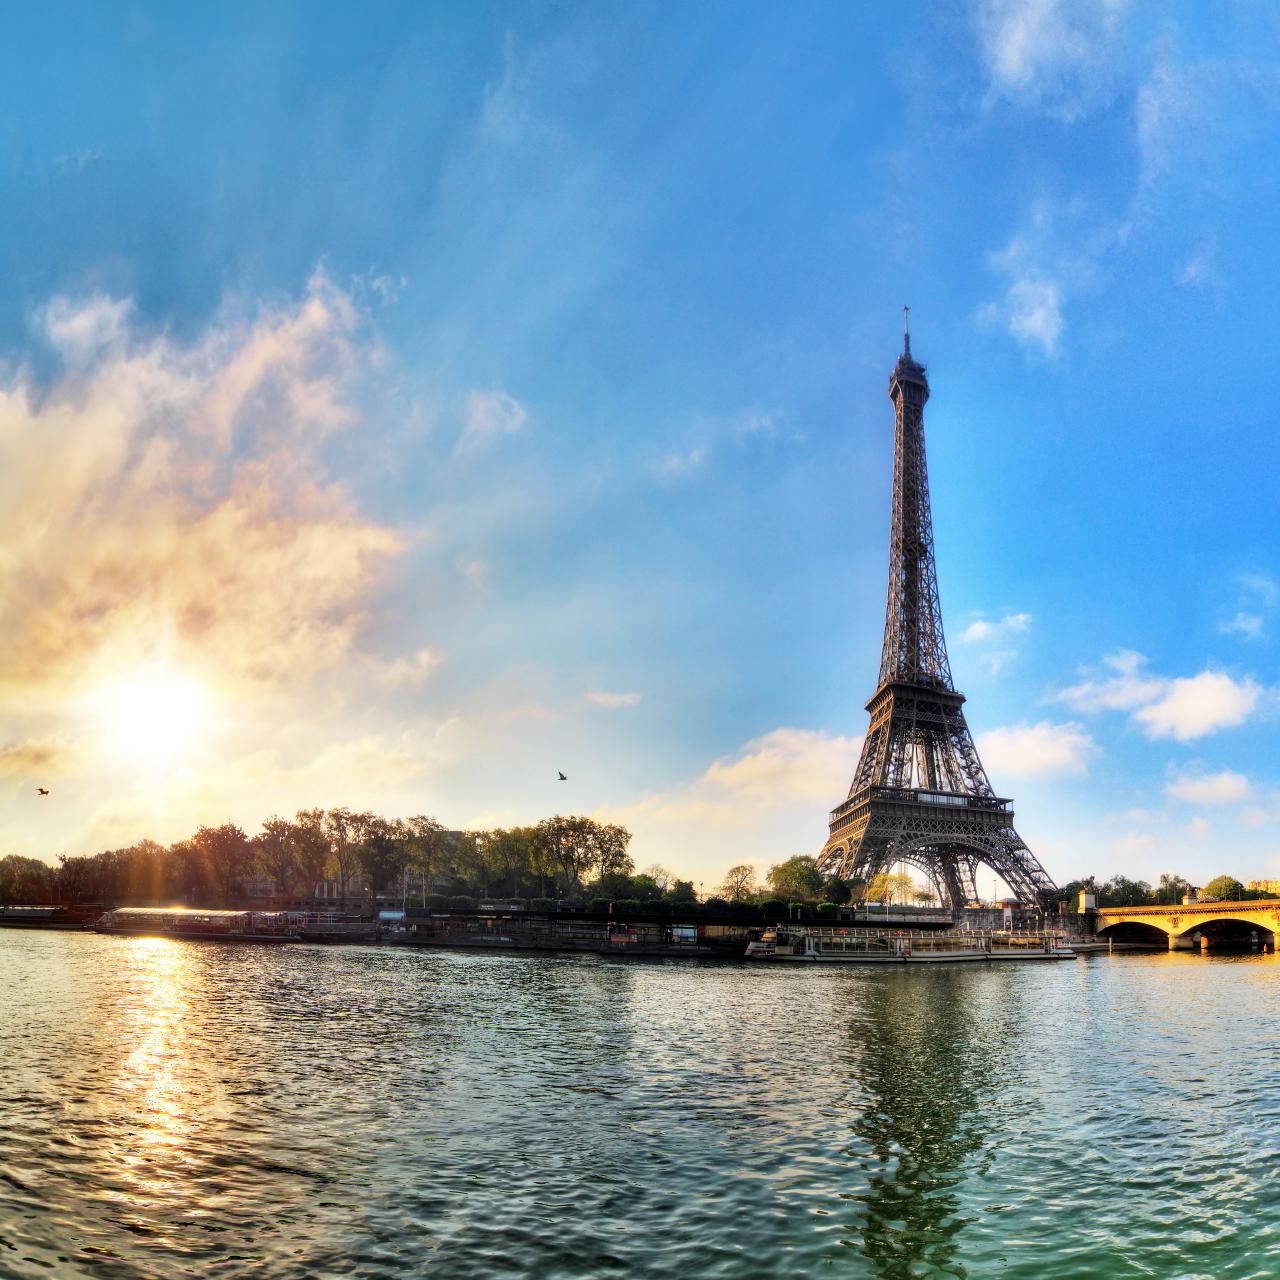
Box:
[2,1,1279,892]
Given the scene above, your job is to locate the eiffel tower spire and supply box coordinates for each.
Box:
[817,326,1056,907]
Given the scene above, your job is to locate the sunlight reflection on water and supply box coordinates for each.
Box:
[0,932,1277,1279]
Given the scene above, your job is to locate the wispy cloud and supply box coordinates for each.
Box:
[606,728,860,880]
[973,0,1133,123]
[957,610,1032,674]
[0,737,77,779]
[977,198,1121,356]
[584,691,641,709]
[654,446,706,480]
[454,389,529,458]
[1219,572,1276,640]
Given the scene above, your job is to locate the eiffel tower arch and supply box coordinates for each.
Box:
[817,322,1057,909]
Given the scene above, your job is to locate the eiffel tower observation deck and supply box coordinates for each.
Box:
[816,318,1057,908]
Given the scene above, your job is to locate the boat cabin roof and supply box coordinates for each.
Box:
[107,907,252,919]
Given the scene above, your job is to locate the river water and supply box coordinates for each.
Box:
[1,931,1277,1279]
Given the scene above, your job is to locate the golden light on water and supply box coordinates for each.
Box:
[111,937,197,1203]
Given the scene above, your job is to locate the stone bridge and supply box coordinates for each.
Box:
[1096,899,1280,950]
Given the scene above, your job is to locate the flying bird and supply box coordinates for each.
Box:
[36,787,49,796]
[557,771,567,781]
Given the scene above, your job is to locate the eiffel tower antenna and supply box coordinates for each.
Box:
[816,323,1057,908]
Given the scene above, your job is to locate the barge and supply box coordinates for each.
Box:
[94,907,300,942]
[745,926,1073,963]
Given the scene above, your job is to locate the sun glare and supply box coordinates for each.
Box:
[94,669,209,768]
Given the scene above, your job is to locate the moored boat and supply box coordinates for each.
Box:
[94,907,300,942]
[745,926,1071,963]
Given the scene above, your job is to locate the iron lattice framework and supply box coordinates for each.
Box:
[816,327,1057,908]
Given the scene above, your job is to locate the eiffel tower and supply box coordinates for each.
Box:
[816,317,1057,908]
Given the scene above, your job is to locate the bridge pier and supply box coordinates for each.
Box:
[1168,933,1195,951]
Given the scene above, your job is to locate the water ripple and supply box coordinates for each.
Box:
[0,934,1277,1277]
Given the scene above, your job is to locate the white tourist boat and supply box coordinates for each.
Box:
[745,926,1072,964]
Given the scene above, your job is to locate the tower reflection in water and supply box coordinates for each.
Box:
[840,968,1023,1279]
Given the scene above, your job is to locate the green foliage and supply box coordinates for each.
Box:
[824,878,853,905]
[702,896,729,914]
[816,902,838,919]
[641,899,667,914]
[588,897,611,914]
[613,898,641,914]
[665,879,697,904]
[425,894,449,908]
[0,855,54,905]
[1096,875,1155,907]
[766,855,825,903]
[446,894,476,910]
[531,897,557,912]
[1202,875,1245,902]
[759,898,787,920]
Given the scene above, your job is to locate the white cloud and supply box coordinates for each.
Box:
[979,274,1063,356]
[1060,653,1262,742]
[976,199,1118,356]
[974,0,1132,122]
[1166,769,1251,805]
[1058,650,1165,712]
[1188,816,1211,838]
[958,611,1032,644]
[455,389,528,457]
[585,691,641,709]
[1135,672,1260,741]
[976,720,1097,778]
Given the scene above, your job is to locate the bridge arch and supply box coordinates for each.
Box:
[1096,901,1280,949]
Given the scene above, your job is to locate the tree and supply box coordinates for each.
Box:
[255,817,300,898]
[0,855,54,905]
[292,808,333,899]
[720,864,758,902]
[865,871,914,905]
[766,855,825,903]
[356,817,410,894]
[1096,875,1155,907]
[324,807,372,903]
[533,816,609,895]
[595,824,635,896]
[1157,872,1191,905]
[404,815,448,906]
[1202,875,1244,902]
[666,878,697,905]
[641,864,672,894]
[192,824,254,905]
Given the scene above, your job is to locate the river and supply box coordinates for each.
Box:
[0,931,1277,1279]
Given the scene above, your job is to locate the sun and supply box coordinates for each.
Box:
[94,669,209,769]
